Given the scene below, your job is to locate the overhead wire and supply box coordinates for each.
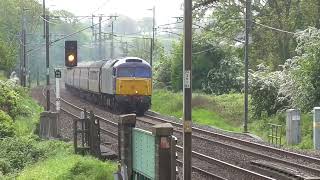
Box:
[27,17,113,55]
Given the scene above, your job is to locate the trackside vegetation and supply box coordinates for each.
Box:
[151,89,314,149]
[0,80,116,179]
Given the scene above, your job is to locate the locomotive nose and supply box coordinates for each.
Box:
[116,77,151,95]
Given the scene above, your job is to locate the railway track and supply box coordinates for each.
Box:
[44,88,271,179]
[41,86,320,179]
[137,114,320,179]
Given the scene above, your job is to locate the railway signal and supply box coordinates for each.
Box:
[65,40,77,67]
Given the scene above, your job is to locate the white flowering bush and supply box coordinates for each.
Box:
[250,27,320,117]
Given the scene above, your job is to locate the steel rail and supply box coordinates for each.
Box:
[140,114,320,176]
[50,92,243,179]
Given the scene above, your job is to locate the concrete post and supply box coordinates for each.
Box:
[152,123,174,180]
[313,107,320,150]
[118,114,136,179]
[286,109,301,145]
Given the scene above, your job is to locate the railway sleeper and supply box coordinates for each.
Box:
[250,160,320,180]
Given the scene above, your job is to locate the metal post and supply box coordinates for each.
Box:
[20,7,27,87]
[313,107,320,150]
[183,0,192,179]
[22,20,26,87]
[98,15,102,60]
[149,38,152,65]
[151,6,155,68]
[37,68,39,86]
[42,0,46,39]
[286,109,301,145]
[45,15,50,111]
[56,77,60,112]
[243,0,251,133]
[111,20,114,59]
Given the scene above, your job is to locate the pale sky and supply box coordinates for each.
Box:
[44,0,183,26]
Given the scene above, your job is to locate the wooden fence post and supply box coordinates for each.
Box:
[118,114,136,179]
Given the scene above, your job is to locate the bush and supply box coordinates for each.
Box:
[0,110,15,138]
[0,137,44,175]
[249,64,292,118]
[0,80,31,119]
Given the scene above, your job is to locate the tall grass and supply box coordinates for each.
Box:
[18,153,117,180]
[151,90,242,131]
[152,89,314,149]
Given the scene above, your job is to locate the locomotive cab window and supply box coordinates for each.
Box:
[117,67,151,78]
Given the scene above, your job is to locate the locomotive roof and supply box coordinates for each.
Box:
[113,57,150,67]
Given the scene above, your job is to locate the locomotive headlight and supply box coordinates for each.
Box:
[68,54,75,62]
[135,90,138,94]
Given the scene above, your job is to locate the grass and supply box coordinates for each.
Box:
[17,149,117,180]
[151,90,241,132]
[0,71,6,81]
[152,89,314,149]
[14,92,43,137]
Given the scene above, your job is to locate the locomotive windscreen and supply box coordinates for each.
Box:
[117,67,151,78]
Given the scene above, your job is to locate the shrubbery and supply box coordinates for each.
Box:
[0,136,44,175]
[249,27,320,117]
[0,80,31,119]
[0,110,15,138]
[155,36,243,94]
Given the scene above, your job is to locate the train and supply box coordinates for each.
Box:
[64,57,152,115]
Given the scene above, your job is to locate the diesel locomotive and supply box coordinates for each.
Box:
[65,57,152,115]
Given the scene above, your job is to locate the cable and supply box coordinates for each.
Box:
[27,18,112,55]
[39,15,61,25]
[76,0,111,22]
[253,21,296,35]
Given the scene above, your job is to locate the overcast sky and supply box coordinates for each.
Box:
[44,0,183,26]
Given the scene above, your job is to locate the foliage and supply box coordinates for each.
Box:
[170,36,243,93]
[153,48,172,89]
[289,27,320,111]
[250,27,320,115]
[250,65,282,118]
[0,80,32,119]
[205,46,243,95]
[151,89,242,131]
[193,0,320,70]
[0,136,44,175]
[0,110,15,138]
[17,140,116,180]
[170,41,183,91]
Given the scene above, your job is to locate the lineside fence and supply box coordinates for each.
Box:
[73,109,101,157]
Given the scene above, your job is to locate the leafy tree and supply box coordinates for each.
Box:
[193,0,320,70]
[170,34,243,93]
[289,27,320,111]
